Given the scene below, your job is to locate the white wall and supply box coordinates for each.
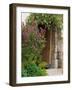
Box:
[0,0,72,90]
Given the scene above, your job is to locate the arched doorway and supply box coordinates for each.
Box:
[38,24,63,69]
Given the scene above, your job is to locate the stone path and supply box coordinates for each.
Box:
[46,68,63,76]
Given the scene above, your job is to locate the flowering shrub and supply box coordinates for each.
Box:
[22,22,47,77]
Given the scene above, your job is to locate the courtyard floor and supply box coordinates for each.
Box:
[46,68,63,76]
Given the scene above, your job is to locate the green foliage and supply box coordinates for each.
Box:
[22,68,28,77]
[22,31,47,77]
[39,62,47,69]
[22,63,47,77]
[26,13,63,31]
[22,32,46,64]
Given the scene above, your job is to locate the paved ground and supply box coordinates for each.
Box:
[46,68,63,76]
